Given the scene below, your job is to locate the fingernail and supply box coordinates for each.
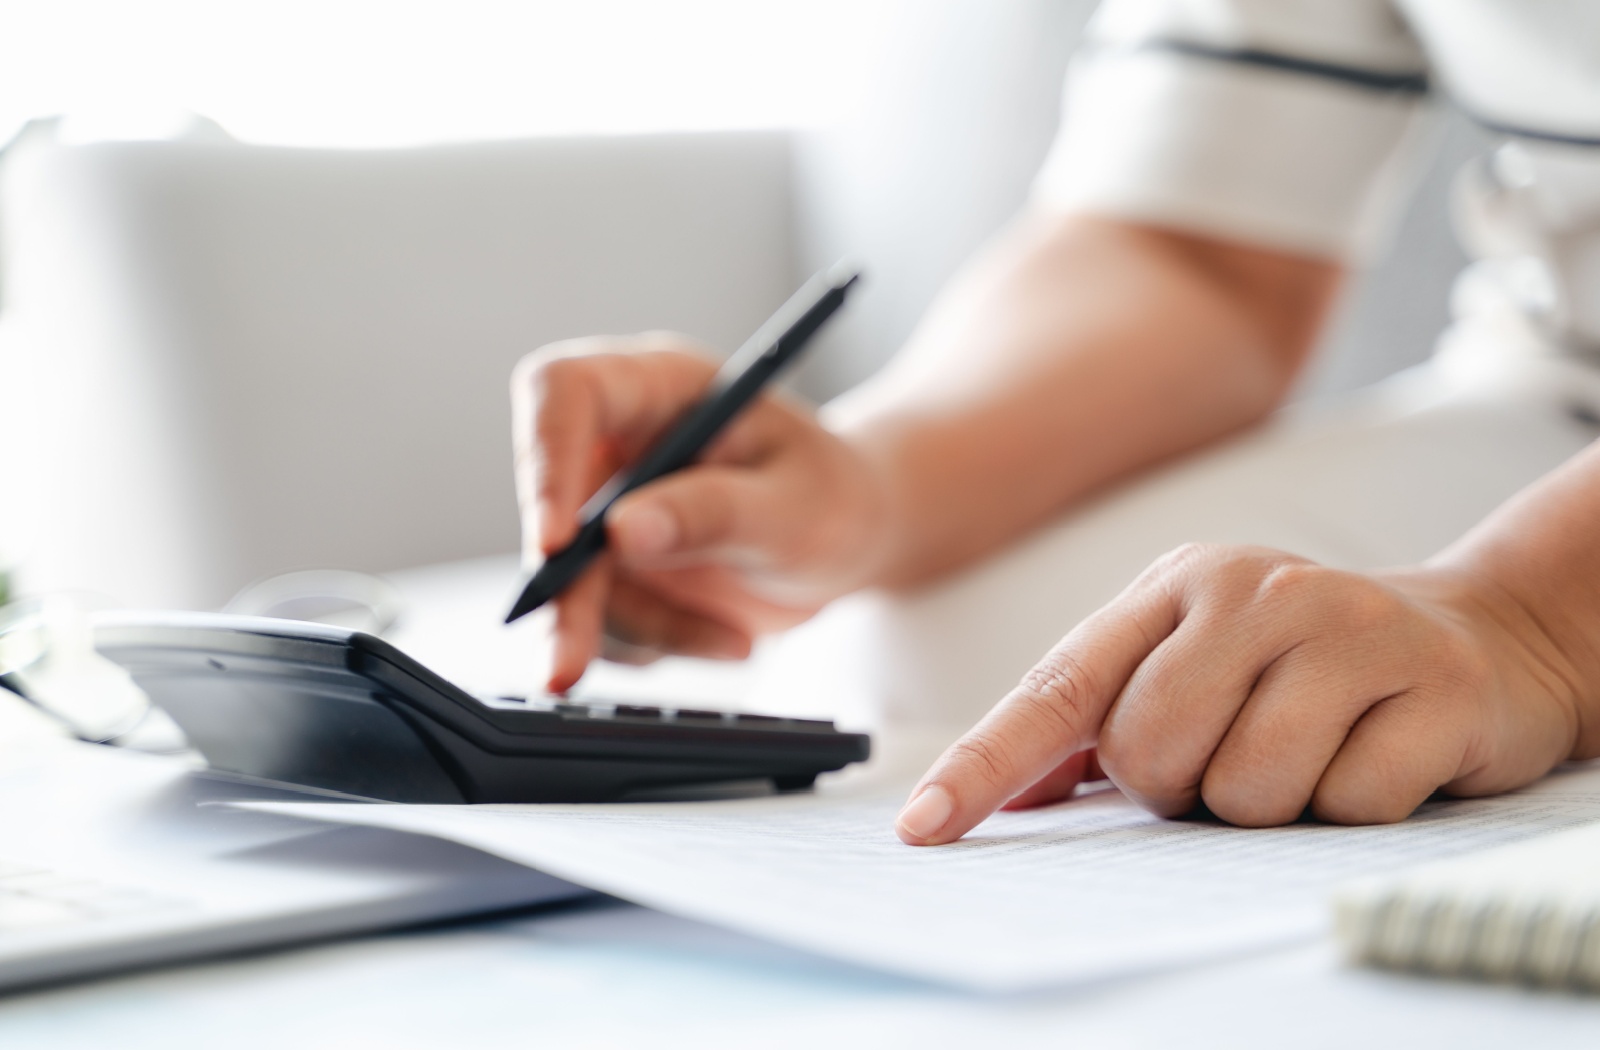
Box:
[615,502,676,555]
[896,785,953,842]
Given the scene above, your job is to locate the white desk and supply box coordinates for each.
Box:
[3,556,1597,1047]
[4,899,1599,1049]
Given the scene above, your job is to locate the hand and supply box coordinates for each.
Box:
[512,334,892,692]
[895,543,1584,844]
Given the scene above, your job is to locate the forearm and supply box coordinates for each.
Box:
[1431,439,1600,759]
[826,212,1341,588]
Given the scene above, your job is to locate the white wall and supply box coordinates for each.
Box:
[788,0,1092,400]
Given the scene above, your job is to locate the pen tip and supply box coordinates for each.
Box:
[505,583,548,624]
[827,261,863,292]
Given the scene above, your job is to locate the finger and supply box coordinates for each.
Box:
[1000,750,1100,811]
[1096,556,1324,817]
[1085,749,1105,782]
[605,577,753,660]
[895,572,1181,846]
[1096,612,1280,818]
[512,349,598,554]
[546,558,612,694]
[598,634,665,667]
[698,389,806,467]
[512,347,717,555]
[1312,690,1472,825]
[1197,641,1400,826]
[608,467,799,569]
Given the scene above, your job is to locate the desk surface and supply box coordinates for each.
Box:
[3,896,1599,1050]
[3,556,1597,1047]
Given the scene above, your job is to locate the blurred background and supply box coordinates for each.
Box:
[0,0,1490,613]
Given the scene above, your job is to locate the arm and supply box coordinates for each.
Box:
[514,213,1340,689]
[832,211,1341,586]
[896,440,1600,844]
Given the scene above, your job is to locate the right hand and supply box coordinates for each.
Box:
[512,334,893,692]
[894,544,1585,844]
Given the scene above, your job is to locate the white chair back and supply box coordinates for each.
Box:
[0,131,795,609]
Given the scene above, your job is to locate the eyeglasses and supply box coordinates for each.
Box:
[0,570,403,754]
[0,595,188,753]
[223,569,403,636]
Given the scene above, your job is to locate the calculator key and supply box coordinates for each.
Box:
[558,702,617,719]
[484,695,558,712]
[614,705,664,720]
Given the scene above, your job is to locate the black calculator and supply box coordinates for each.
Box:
[94,613,870,803]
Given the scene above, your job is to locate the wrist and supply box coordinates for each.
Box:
[1394,561,1590,762]
[837,431,915,592]
[823,408,924,591]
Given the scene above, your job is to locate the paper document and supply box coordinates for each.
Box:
[246,765,1600,991]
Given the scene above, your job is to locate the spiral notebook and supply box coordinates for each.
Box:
[1336,818,1600,990]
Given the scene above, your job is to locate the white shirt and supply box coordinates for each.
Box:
[1034,0,1600,355]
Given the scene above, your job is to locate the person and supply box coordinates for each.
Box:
[510,0,1600,845]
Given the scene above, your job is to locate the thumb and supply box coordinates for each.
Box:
[608,467,797,568]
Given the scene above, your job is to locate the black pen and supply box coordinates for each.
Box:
[505,263,862,624]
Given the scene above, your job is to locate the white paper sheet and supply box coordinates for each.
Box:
[242,765,1600,991]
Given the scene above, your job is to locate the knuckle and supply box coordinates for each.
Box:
[943,735,1019,794]
[1147,541,1221,579]
[1311,789,1412,826]
[520,363,586,436]
[1096,739,1192,813]
[1200,770,1303,828]
[1342,585,1397,629]
[511,347,554,391]
[1251,560,1391,629]
[1252,559,1322,604]
[1146,544,1308,609]
[1013,648,1101,740]
[1311,768,1415,825]
[513,340,594,389]
[1094,717,1191,811]
[531,354,583,405]
[633,329,704,353]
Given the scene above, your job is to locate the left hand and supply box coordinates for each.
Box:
[895,543,1583,844]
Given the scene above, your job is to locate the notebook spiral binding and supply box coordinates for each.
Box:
[1337,877,1600,990]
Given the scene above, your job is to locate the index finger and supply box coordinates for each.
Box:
[511,341,717,556]
[895,574,1181,845]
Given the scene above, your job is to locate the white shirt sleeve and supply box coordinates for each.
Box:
[1034,0,1438,262]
